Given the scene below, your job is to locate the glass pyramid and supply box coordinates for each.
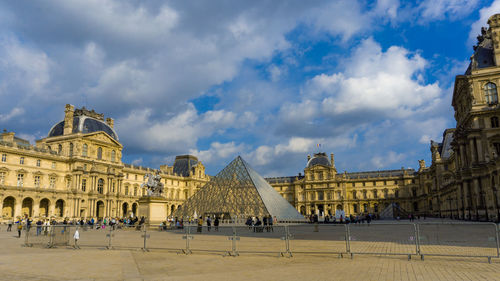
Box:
[175,156,305,221]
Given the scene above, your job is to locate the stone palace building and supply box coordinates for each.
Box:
[2,14,500,222]
[0,105,208,221]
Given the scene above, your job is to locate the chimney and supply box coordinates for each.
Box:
[106,117,114,129]
[488,14,500,65]
[330,153,335,167]
[63,104,75,135]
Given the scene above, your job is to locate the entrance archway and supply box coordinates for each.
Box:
[336,204,343,210]
[22,198,33,217]
[2,197,15,218]
[40,199,50,217]
[122,202,129,217]
[299,206,306,215]
[96,201,105,218]
[55,199,64,217]
[132,203,137,217]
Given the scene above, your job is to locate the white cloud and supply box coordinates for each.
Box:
[417,0,479,22]
[371,151,405,169]
[190,142,246,163]
[299,38,441,119]
[115,104,254,154]
[0,107,24,122]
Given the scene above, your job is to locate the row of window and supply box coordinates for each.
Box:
[2,154,57,168]
[46,143,117,162]
[0,172,57,188]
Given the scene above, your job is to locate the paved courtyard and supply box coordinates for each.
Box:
[1,221,500,280]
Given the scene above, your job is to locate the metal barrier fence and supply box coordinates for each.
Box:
[23,222,500,263]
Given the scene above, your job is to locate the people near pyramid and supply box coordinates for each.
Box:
[214,217,219,231]
[253,217,262,233]
[197,217,203,233]
[268,215,274,232]
[206,216,212,232]
[245,217,252,230]
[263,216,268,232]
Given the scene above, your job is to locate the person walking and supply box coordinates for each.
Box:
[7,219,12,232]
[17,221,23,238]
[73,229,80,249]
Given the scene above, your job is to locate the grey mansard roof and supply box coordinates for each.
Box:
[48,116,118,140]
[173,155,199,177]
[306,152,331,168]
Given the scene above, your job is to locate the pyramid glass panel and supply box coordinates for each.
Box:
[175,156,305,221]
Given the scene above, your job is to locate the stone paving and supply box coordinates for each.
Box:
[1,222,500,280]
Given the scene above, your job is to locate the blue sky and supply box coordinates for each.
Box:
[0,0,499,176]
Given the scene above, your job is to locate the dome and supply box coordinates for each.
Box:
[307,152,331,168]
[48,116,118,140]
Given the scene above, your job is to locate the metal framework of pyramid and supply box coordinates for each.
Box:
[175,156,305,221]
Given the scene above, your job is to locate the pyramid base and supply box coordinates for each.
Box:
[138,196,169,226]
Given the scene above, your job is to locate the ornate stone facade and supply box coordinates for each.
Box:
[267,152,418,217]
[0,105,208,221]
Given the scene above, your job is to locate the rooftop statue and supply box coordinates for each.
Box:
[141,172,164,197]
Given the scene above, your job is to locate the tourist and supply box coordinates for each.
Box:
[214,217,219,232]
[206,216,211,232]
[36,220,43,236]
[263,216,268,232]
[197,217,203,233]
[17,221,22,238]
[268,215,274,232]
[253,217,262,232]
[7,219,12,232]
[73,229,80,249]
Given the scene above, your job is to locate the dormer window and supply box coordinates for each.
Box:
[484,82,498,104]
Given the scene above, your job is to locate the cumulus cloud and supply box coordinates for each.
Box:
[190,142,246,164]
[371,151,405,169]
[416,0,479,22]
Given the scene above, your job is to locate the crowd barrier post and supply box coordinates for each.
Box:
[280,225,293,258]
[225,225,240,257]
[141,225,150,252]
[181,226,193,255]
[414,223,421,257]
[344,224,351,256]
[106,228,114,250]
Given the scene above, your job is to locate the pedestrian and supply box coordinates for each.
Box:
[214,217,219,232]
[73,229,80,249]
[206,216,211,232]
[197,217,203,233]
[7,219,12,232]
[17,222,23,238]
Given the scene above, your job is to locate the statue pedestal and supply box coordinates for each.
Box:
[138,196,169,226]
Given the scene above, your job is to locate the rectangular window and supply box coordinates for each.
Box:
[19,157,24,165]
[0,172,5,185]
[51,162,56,169]
[81,179,86,192]
[49,177,56,188]
[135,175,137,180]
[126,173,129,179]
[36,159,41,167]
[1,154,6,162]
[373,190,378,198]
[83,164,87,171]
[34,175,40,187]
[112,182,115,193]
[17,174,24,187]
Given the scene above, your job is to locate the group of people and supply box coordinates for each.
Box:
[245,216,275,232]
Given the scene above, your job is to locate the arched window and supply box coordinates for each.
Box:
[58,144,63,154]
[124,185,129,195]
[82,144,88,157]
[69,143,74,156]
[97,147,102,160]
[97,178,104,194]
[491,117,499,128]
[484,82,498,104]
[111,150,116,162]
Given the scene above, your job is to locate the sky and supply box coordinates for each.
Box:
[0,0,499,177]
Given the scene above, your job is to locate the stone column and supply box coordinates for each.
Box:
[49,201,55,218]
[477,138,484,162]
[33,202,40,218]
[469,139,476,164]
